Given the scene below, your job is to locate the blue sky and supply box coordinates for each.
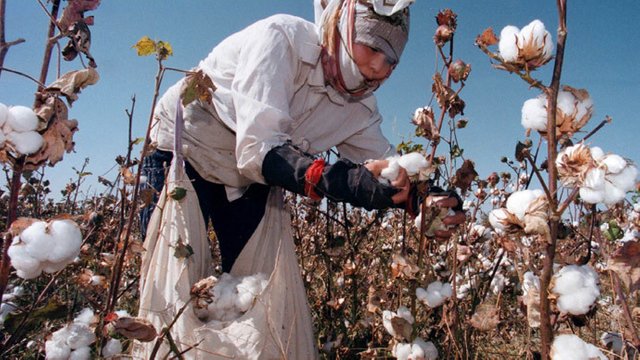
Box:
[1,1,639,198]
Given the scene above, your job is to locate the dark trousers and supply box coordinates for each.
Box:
[140,150,270,273]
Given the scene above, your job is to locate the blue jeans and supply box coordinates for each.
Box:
[139,150,270,272]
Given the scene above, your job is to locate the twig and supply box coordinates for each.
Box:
[580,116,612,143]
[149,299,193,359]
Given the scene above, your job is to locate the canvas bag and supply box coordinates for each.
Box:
[133,102,317,359]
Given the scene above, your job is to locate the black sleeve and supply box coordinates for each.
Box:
[261,143,397,210]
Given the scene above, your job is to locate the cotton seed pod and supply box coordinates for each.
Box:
[434,25,453,47]
[556,143,594,187]
[448,59,471,83]
[6,131,44,155]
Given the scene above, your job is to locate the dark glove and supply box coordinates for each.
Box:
[406,180,464,218]
[262,143,398,210]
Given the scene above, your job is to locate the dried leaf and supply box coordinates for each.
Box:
[524,288,541,328]
[390,316,413,340]
[120,166,136,185]
[469,303,500,331]
[113,317,157,342]
[58,0,101,32]
[607,240,640,292]
[452,159,478,192]
[390,253,419,280]
[25,118,79,169]
[46,68,100,104]
[412,107,439,144]
[156,40,173,60]
[181,70,216,106]
[476,27,499,46]
[62,21,96,67]
[523,195,550,235]
[435,9,457,30]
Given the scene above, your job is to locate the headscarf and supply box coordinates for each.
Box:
[317,0,411,97]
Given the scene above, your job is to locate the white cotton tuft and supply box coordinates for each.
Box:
[380,156,401,183]
[397,152,429,176]
[392,342,412,360]
[414,338,438,360]
[7,105,39,132]
[506,189,544,220]
[488,208,508,232]
[74,308,95,326]
[20,221,52,262]
[417,281,452,308]
[45,339,71,360]
[47,219,83,263]
[499,25,520,62]
[552,265,599,315]
[396,305,414,324]
[102,338,123,358]
[0,131,6,148]
[521,96,547,131]
[518,20,554,61]
[608,165,638,194]
[602,154,627,174]
[7,240,42,279]
[69,346,92,360]
[551,334,606,360]
[6,130,43,155]
[556,89,576,116]
[0,102,9,128]
[590,146,605,161]
[207,272,268,322]
[66,323,96,349]
[522,271,540,296]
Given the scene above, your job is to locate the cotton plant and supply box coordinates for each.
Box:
[192,272,268,322]
[382,306,414,340]
[416,281,452,308]
[0,102,44,156]
[45,308,97,360]
[8,219,83,279]
[379,151,430,184]
[550,264,600,315]
[551,334,606,360]
[556,144,638,205]
[498,19,554,69]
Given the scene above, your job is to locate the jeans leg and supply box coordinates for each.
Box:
[139,150,173,239]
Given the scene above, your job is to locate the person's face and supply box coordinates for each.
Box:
[351,43,396,85]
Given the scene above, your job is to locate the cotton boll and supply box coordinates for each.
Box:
[506,189,544,220]
[396,306,414,324]
[556,90,575,117]
[518,20,553,64]
[7,105,39,132]
[499,25,520,62]
[552,334,606,360]
[74,308,95,326]
[382,310,396,337]
[392,342,412,360]
[69,346,92,360]
[8,241,42,278]
[541,29,554,60]
[413,338,438,360]
[590,146,605,161]
[602,181,627,206]
[608,165,638,193]
[488,208,508,232]
[235,273,267,312]
[418,281,452,308]
[20,221,53,262]
[601,154,628,174]
[66,323,96,349]
[6,130,43,155]
[409,343,425,359]
[0,102,9,128]
[0,131,5,148]
[556,290,597,315]
[102,338,123,358]
[47,219,83,263]
[380,156,401,183]
[520,20,547,49]
[398,152,429,176]
[45,339,71,360]
[579,186,605,204]
[552,265,600,315]
[521,97,547,131]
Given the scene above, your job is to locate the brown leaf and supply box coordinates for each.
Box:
[367,286,385,313]
[25,118,79,169]
[58,0,101,32]
[181,69,216,106]
[390,253,419,280]
[452,159,478,192]
[390,316,413,340]
[113,317,157,342]
[120,166,136,185]
[34,93,68,130]
[46,68,100,105]
[607,240,640,292]
[435,9,457,30]
[469,303,500,331]
[476,27,499,46]
[412,107,439,144]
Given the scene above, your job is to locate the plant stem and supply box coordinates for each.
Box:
[36,0,60,91]
[539,1,567,358]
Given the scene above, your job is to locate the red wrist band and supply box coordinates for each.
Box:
[304,159,325,201]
